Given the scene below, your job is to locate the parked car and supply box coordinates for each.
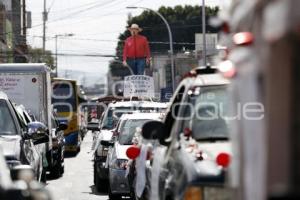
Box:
[140,67,233,200]
[106,113,163,199]
[0,145,52,200]
[0,92,49,182]
[48,111,67,178]
[16,105,67,178]
[93,100,167,192]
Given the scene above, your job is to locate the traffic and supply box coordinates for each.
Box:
[0,0,299,200]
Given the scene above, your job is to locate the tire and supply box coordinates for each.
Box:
[108,187,121,200]
[94,163,107,192]
[60,154,65,174]
[41,168,47,183]
[50,160,62,178]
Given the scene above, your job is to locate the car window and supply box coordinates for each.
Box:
[0,100,17,135]
[163,86,186,137]
[181,85,230,140]
[118,119,150,145]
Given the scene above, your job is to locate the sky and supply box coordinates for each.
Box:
[26,0,228,84]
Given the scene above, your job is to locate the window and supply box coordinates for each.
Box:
[0,100,17,135]
[181,85,230,141]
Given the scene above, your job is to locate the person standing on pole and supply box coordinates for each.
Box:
[123,24,151,75]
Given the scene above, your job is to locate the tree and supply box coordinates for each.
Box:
[28,47,55,70]
[110,5,219,70]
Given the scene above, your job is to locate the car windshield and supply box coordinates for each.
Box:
[0,100,17,135]
[181,85,230,141]
[118,119,150,145]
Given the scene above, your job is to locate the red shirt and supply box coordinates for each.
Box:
[123,35,150,61]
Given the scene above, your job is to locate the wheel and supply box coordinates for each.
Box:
[94,163,108,192]
[60,153,65,174]
[108,187,121,200]
[50,161,62,178]
[40,168,47,183]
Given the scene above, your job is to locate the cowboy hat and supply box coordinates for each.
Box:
[128,24,143,32]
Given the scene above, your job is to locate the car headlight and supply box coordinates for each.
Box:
[111,159,128,170]
[184,186,203,200]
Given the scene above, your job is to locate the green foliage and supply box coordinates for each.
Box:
[28,47,55,70]
[111,5,219,69]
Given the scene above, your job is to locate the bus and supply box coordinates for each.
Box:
[51,78,81,153]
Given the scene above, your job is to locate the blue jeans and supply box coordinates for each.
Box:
[127,58,146,75]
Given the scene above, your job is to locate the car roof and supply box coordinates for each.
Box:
[0,63,50,72]
[0,91,9,100]
[120,112,163,121]
[193,73,229,86]
[107,101,168,108]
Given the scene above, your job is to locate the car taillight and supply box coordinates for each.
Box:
[216,152,231,168]
[126,146,141,160]
[218,60,236,78]
[184,127,192,137]
[222,22,230,34]
[233,32,254,45]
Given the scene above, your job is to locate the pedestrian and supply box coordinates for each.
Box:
[123,24,151,75]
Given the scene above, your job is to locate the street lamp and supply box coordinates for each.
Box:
[202,0,207,66]
[54,33,74,77]
[126,6,176,92]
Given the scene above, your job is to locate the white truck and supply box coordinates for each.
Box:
[0,63,55,179]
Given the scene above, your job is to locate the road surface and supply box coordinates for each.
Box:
[46,131,108,200]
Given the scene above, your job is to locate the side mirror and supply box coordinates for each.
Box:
[100,140,114,147]
[26,122,49,145]
[142,121,169,146]
[58,123,68,131]
[142,121,165,140]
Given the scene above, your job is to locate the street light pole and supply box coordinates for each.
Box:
[55,35,58,76]
[126,6,176,92]
[54,33,74,77]
[43,0,47,53]
[202,0,207,66]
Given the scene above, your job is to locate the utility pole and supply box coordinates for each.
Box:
[43,0,47,53]
[202,0,207,66]
[22,0,26,39]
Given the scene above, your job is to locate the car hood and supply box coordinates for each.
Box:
[115,142,130,160]
[0,135,21,160]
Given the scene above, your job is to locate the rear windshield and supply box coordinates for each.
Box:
[180,85,230,141]
[118,119,150,145]
[101,105,165,130]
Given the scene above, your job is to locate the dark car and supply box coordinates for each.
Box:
[140,67,233,200]
[48,112,67,178]
[0,92,49,182]
[16,105,67,179]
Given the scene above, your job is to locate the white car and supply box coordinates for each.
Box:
[107,112,163,199]
[93,100,167,192]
